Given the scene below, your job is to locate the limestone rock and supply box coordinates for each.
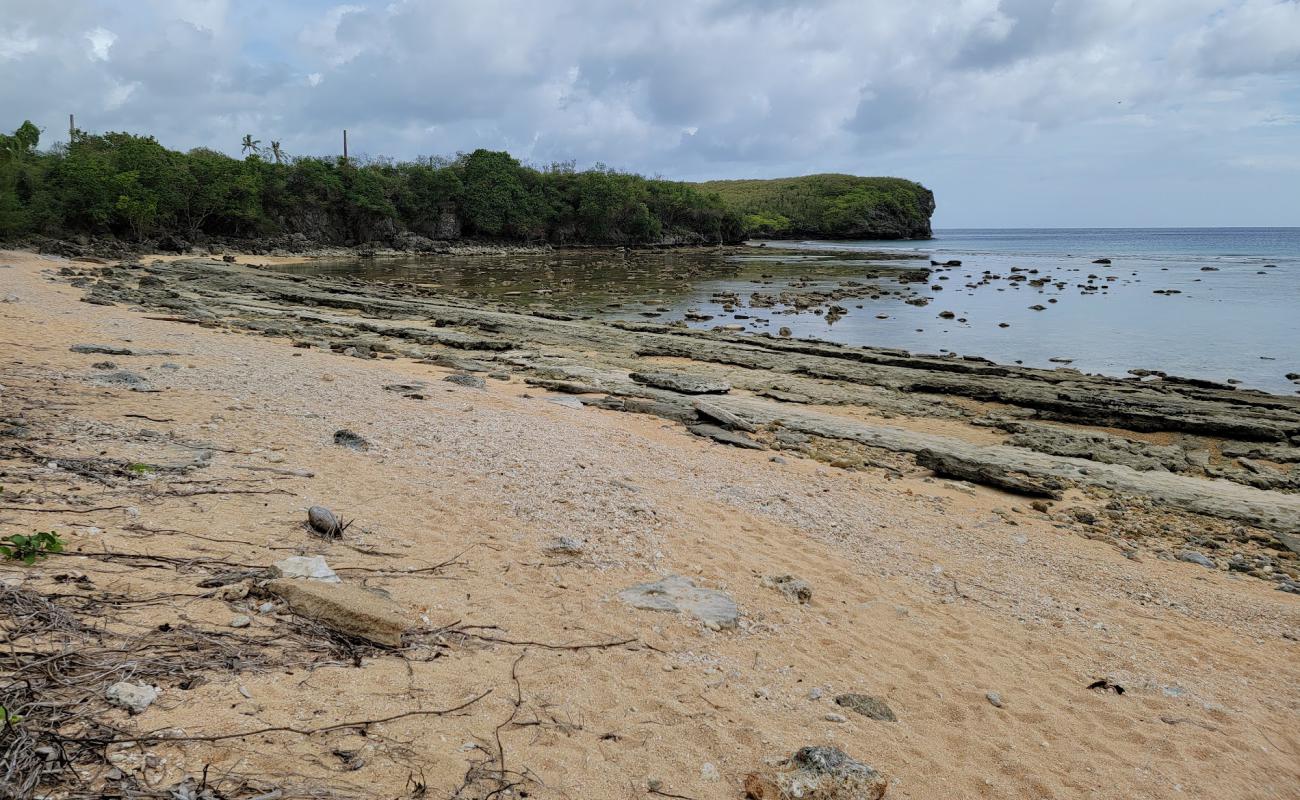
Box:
[267,578,410,647]
[106,682,158,714]
[271,555,340,583]
[744,746,887,800]
[444,373,486,389]
[618,575,738,629]
[629,371,731,394]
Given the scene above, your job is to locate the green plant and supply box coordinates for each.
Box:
[126,462,154,475]
[0,531,64,564]
[0,706,22,726]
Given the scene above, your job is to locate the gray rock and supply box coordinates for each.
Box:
[986,692,1004,708]
[762,574,812,604]
[271,555,340,583]
[1178,550,1216,569]
[93,371,154,391]
[307,505,343,537]
[544,536,584,555]
[618,575,739,629]
[71,343,134,355]
[693,399,757,431]
[834,693,897,722]
[687,423,764,450]
[229,615,252,628]
[629,371,731,394]
[333,429,369,450]
[444,373,486,389]
[744,746,887,800]
[105,682,158,714]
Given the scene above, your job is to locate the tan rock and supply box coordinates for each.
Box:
[267,578,410,647]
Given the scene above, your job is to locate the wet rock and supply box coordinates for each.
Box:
[744,746,887,800]
[444,373,486,389]
[271,555,340,583]
[762,574,812,604]
[834,694,897,722]
[106,682,158,714]
[618,575,739,629]
[333,429,369,450]
[268,578,410,647]
[629,371,731,394]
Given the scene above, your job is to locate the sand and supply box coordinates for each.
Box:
[0,248,1297,799]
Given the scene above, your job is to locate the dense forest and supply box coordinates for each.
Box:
[700,174,935,240]
[0,122,934,249]
[0,122,742,249]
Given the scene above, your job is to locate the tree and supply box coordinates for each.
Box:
[240,134,261,157]
[269,141,284,164]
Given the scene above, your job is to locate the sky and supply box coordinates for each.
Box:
[2,0,1298,228]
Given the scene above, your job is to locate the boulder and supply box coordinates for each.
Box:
[267,578,410,647]
[744,746,887,800]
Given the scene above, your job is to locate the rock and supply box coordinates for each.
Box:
[1178,550,1216,569]
[629,371,731,394]
[778,327,792,337]
[333,429,369,450]
[986,692,1004,708]
[546,396,585,409]
[824,713,848,723]
[71,343,134,355]
[1092,258,1112,264]
[687,423,764,449]
[307,505,343,537]
[222,254,237,263]
[916,448,1066,498]
[544,536,584,555]
[617,575,739,629]
[834,693,897,722]
[267,578,410,647]
[693,399,757,431]
[229,615,252,628]
[744,746,887,800]
[762,574,812,604]
[91,361,117,370]
[701,763,720,782]
[93,371,154,391]
[106,682,158,714]
[271,555,340,583]
[444,373,486,389]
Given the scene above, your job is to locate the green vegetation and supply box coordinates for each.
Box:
[0,531,65,565]
[697,174,935,240]
[0,122,742,247]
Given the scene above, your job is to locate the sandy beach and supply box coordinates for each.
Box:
[1,248,1298,799]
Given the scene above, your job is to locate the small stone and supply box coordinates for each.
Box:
[824,712,848,723]
[106,682,158,714]
[834,693,897,722]
[444,373,486,389]
[808,687,823,701]
[333,429,369,450]
[986,692,1004,708]
[701,763,720,782]
[543,536,584,555]
[229,615,252,628]
[762,574,812,604]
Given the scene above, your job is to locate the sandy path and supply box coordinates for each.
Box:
[1,249,1297,800]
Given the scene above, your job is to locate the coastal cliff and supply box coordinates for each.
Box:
[698,174,936,240]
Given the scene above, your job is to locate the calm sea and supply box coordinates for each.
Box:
[280,228,1300,394]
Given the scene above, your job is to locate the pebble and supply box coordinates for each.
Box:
[986,692,1004,708]
[824,712,848,723]
[229,615,252,628]
[700,763,720,781]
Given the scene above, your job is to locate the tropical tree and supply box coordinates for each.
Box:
[240,134,261,157]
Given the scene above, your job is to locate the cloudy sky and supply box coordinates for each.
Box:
[2,0,1298,227]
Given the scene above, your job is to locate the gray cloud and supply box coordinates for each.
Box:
[1,0,1298,226]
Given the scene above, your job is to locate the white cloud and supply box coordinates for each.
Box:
[85,27,116,61]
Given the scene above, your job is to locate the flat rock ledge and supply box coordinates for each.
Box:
[617,575,739,630]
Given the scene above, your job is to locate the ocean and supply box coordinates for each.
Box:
[279,227,1300,394]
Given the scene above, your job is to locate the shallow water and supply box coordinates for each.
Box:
[274,228,1300,394]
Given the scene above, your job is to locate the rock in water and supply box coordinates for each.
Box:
[272,555,340,583]
[629,371,731,394]
[105,682,158,714]
[834,693,897,722]
[744,746,887,800]
[618,575,739,629]
[333,429,369,450]
[267,578,410,647]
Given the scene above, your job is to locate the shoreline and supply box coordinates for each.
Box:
[1,248,1297,799]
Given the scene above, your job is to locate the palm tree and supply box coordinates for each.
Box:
[240,134,261,156]
[269,141,284,164]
